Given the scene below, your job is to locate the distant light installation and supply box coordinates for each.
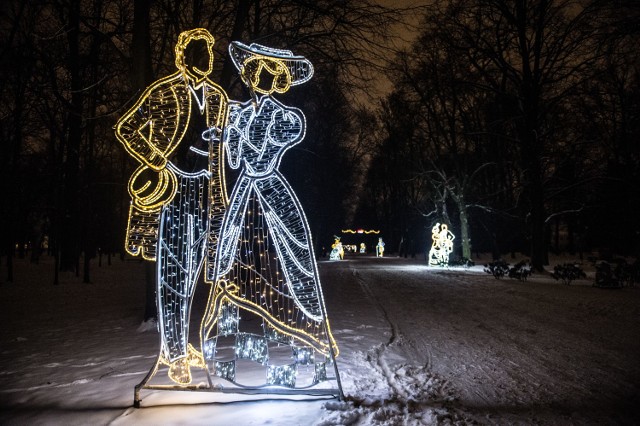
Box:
[376,238,385,257]
[200,41,342,399]
[330,236,344,260]
[428,223,455,266]
[341,229,380,234]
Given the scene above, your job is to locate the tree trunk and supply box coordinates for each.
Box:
[6,248,13,283]
[132,0,157,321]
[459,206,471,260]
[53,246,59,286]
[131,0,154,91]
[83,253,91,283]
[450,190,471,260]
[143,261,156,321]
[60,0,82,272]
[529,177,547,270]
[220,0,251,89]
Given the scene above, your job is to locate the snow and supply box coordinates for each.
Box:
[1,253,639,425]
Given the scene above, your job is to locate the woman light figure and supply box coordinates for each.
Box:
[201,42,340,390]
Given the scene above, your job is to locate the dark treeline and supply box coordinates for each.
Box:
[0,0,404,283]
[356,0,640,269]
[2,0,638,284]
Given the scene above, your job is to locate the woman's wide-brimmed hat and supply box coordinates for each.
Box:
[229,41,314,86]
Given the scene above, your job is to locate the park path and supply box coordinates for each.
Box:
[320,256,640,425]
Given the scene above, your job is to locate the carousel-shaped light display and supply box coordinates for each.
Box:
[200,41,342,398]
[341,228,380,235]
[428,223,455,266]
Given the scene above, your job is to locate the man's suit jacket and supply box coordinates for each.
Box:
[115,72,228,260]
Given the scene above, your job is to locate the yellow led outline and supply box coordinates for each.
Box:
[128,166,178,210]
[202,280,338,357]
[174,28,216,85]
[124,205,160,260]
[241,56,292,95]
[341,229,380,234]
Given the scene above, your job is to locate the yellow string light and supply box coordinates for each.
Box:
[341,229,380,234]
[115,28,228,261]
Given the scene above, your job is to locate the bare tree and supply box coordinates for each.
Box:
[421,0,603,268]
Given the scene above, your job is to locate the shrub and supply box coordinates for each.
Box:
[484,259,510,279]
[594,259,640,288]
[594,261,622,288]
[508,260,533,281]
[551,263,586,285]
[450,257,475,268]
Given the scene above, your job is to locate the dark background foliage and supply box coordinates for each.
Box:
[1,0,638,286]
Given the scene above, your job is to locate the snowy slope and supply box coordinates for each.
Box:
[1,254,639,425]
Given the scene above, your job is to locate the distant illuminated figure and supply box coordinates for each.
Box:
[360,242,366,253]
[428,223,455,266]
[330,236,344,260]
[201,42,340,392]
[376,238,385,257]
[116,28,228,385]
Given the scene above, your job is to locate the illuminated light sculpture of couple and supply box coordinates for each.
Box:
[376,237,385,257]
[329,236,344,260]
[428,223,455,266]
[116,29,340,396]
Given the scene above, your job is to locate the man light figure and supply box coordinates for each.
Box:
[116,28,228,385]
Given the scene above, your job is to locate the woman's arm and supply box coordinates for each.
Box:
[224,102,249,169]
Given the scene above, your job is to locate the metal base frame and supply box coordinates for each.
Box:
[133,347,344,408]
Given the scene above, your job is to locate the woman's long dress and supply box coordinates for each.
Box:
[201,95,338,388]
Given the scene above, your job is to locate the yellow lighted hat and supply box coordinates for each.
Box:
[229,41,314,86]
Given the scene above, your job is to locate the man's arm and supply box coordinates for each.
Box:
[115,74,182,170]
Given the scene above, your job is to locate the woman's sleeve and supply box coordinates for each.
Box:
[224,102,246,169]
[268,106,304,146]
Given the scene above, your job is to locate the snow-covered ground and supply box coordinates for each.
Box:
[1,253,639,425]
